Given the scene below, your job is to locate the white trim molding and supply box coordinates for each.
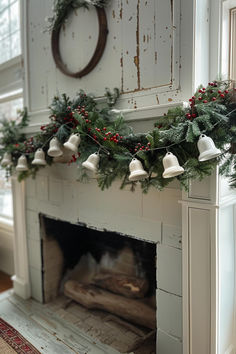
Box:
[11,177,31,299]
[181,172,220,354]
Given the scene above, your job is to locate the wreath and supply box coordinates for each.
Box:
[47,0,110,78]
[1,81,236,193]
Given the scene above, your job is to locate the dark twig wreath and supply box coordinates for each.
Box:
[48,0,109,78]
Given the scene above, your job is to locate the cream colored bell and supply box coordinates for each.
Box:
[16,155,28,172]
[197,134,221,161]
[63,133,81,153]
[128,158,148,181]
[47,137,63,157]
[162,152,184,178]
[32,148,47,166]
[82,153,100,172]
[1,152,12,167]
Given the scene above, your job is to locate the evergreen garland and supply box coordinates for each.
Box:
[2,81,236,193]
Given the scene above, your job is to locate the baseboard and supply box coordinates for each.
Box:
[225,344,236,354]
[11,275,31,300]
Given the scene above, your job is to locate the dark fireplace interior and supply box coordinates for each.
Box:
[40,214,157,353]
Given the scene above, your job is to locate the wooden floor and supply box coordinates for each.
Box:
[0,291,156,354]
[0,271,12,293]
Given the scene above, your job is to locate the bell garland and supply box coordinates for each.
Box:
[1,81,236,193]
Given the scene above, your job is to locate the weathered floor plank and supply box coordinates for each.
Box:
[8,294,118,354]
[1,291,156,354]
[0,298,76,354]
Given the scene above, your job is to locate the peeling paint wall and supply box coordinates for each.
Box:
[26,0,184,114]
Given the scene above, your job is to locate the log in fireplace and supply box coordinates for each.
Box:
[40,214,157,353]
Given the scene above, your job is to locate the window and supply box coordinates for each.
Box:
[0,93,22,121]
[0,0,22,221]
[221,0,236,80]
[229,7,236,80]
[0,0,21,65]
[0,95,23,219]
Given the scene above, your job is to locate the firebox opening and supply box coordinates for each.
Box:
[40,214,157,353]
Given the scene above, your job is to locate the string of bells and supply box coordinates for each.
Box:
[1,132,221,181]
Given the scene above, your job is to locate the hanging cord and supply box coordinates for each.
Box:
[12,107,236,159]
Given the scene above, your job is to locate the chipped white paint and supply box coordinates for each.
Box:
[16,1,236,353]
[23,0,188,123]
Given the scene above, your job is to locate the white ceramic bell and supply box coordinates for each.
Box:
[162,152,184,178]
[197,134,221,161]
[128,158,148,181]
[16,155,28,172]
[32,148,47,166]
[1,152,12,167]
[47,137,63,157]
[82,153,100,172]
[63,133,81,153]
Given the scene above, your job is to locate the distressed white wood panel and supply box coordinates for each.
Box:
[145,0,173,88]
[120,0,138,92]
[26,0,181,115]
[27,0,50,111]
[189,208,211,354]
[194,0,210,89]
[59,6,99,73]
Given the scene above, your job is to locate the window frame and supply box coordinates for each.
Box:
[0,0,22,227]
[0,0,21,66]
[229,7,236,80]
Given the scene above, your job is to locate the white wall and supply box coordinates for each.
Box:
[0,223,14,275]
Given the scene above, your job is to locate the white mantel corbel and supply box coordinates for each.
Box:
[11,176,31,299]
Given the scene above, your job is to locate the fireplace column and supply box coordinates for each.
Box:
[181,168,236,354]
[11,177,31,299]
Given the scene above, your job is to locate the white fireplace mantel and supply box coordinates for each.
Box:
[10,162,236,354]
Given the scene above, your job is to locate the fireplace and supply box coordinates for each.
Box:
[39,215,157,353]
[11,166,183,353]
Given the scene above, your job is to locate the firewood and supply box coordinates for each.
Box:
[91,271,149,299]
[64,280,156,330]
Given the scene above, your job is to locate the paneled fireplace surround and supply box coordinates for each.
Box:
[10,125,236,354]
[11,161,183,353]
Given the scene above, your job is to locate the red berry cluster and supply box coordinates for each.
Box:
[134,142,151,152]
[24,137,35,153]
[185,111,197,120]
[68,153,81,165]
[90,127,123,144]
[41,123,59,134]
[208,82,218,87]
